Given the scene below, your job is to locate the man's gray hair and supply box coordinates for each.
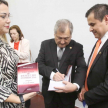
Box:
[54,19,73,35]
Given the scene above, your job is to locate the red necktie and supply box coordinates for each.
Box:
[85,39,101,91]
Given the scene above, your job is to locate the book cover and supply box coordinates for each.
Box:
[17,62,40,94]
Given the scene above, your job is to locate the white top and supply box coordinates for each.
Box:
[9,38,30,63]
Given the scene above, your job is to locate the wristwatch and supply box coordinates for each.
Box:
[19,95,25,108]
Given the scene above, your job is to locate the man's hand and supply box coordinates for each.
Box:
[54,81,77,93]
[53,72,65,81]
[78,87,86,101]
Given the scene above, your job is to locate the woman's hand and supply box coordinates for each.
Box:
[5,92,37,104]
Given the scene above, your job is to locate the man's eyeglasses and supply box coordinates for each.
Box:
[0,13,11,20]
[56,35,71,41]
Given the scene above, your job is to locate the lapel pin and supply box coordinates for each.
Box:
[70,47,72,49]
[99,52,101,54]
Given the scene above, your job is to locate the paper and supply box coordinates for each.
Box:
[48,80,66,91]
[48,66,72,91]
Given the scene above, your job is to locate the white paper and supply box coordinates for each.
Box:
[17,62,32,67]
[48,66,72,91]
[48,80,65,91]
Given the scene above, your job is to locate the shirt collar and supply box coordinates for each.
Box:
[57,46,65,52]
[101,31,108,43]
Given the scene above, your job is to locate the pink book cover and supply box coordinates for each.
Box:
[17,63,40,94]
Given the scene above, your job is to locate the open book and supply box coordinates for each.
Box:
[48,65,72,91]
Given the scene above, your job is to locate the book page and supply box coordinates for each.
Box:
[48,66,72,91]
[48,80,65,91]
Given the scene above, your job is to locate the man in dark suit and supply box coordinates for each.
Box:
[55,4,108,108]
[79,4,108,108]
[37,19,87,108]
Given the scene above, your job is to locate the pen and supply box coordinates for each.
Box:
[56,68,65,79]
[56,68,59,72]
[82,100,86,108]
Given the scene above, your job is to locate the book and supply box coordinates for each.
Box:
[17,62,40,94]
[48,65,72,91]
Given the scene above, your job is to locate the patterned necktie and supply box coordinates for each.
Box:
[85,39,101,91]
[57,48,63,66]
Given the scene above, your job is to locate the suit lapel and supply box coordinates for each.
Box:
[50,39,58,68]
[59,40,73,69]
[90,39,108,72]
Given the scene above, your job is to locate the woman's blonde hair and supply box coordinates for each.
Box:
[0,34,8,43]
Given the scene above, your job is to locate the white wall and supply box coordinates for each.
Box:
[7,0,108,107]
[7,0,108,63]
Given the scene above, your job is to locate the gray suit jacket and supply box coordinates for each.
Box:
[37,39,87,104]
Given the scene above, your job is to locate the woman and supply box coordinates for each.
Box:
[9,25,31,108]
[9,25,30,63]
[0,0,36,108]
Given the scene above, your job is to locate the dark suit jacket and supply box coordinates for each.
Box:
[37,39,86,105]
[84,39,108,108]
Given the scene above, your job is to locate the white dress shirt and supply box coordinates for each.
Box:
[50,46,80,91]
[89,31,108,65]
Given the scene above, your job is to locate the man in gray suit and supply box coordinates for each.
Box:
[37,19,86,108]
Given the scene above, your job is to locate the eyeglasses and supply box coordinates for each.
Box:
[0,13,11,20]
[56,35,71,41]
